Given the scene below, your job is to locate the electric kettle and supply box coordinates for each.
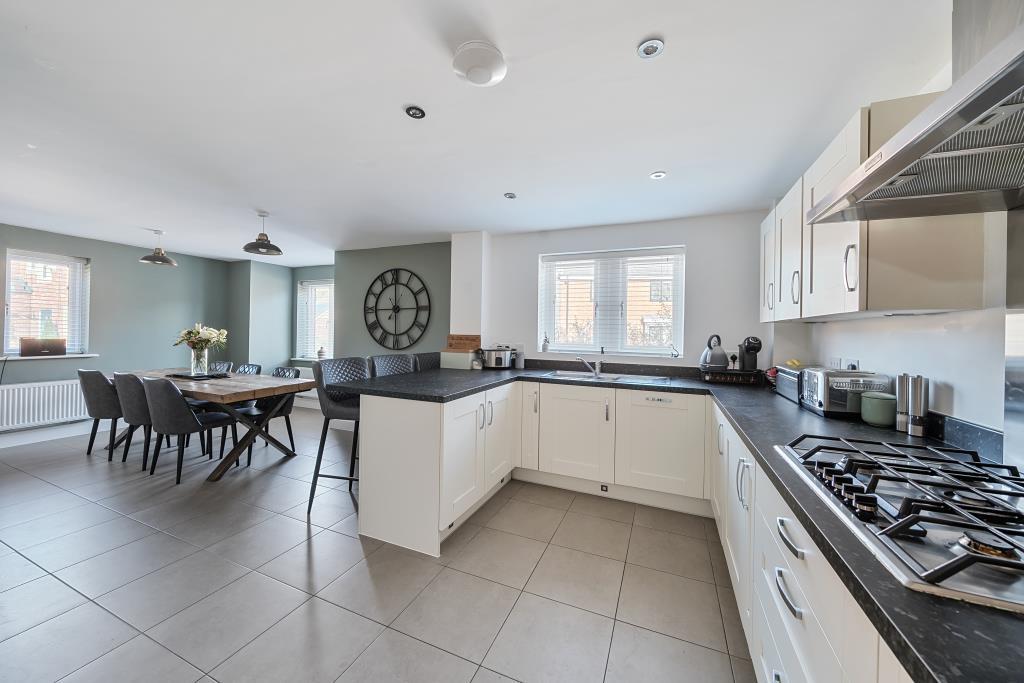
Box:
[699,334,729,371]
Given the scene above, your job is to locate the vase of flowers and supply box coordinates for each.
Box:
[173,323,228,376]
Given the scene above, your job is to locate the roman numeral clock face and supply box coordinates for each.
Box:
[363,268,431,350]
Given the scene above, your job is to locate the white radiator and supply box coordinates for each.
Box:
[0,380,89,432]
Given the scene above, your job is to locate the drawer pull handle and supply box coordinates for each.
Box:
[533,391,538,413]
[487,400,494,426]
[773,670,784,683]
[776,518,805,560]
[775,567,803,620]
[717,423,724,455]
[605,400,610,421]
[478,403,486,430]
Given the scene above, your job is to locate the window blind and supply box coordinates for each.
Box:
[4,249,90,354]
[296,279,334,359]
[538,246,684,355]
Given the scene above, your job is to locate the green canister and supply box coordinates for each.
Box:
[861,391,897,427]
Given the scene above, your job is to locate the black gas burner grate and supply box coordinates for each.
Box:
[787,434,1024,584]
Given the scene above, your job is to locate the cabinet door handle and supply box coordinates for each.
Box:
[790,270,800,304]
[604,400,610,421]
[742,462,752,509]
[767,282,774,310]
[478,403,485,430]
[776,517,805,559]
[716,423,724,455]
[487,400,494,426]
[772,670,784,683]
[843,243,857,292]
[734,459,743,500]
[533,391,538,413]
[775,567,803,620]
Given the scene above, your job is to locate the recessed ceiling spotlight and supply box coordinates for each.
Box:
[405,105,426,119]
[504,192,517,199]
[649,171,667,180]
[637,38,665,59]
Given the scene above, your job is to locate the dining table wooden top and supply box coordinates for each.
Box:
[133,368,316,404]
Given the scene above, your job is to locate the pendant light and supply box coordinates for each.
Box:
[139,229,178,266]
[243,210,283,256]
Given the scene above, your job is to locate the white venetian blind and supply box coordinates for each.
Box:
[4,249,90,355]
[295,279,334,359]
[538,246,684,355]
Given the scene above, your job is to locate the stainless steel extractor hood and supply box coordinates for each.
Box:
[808,20,1024,224]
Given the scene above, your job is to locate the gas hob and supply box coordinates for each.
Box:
[778,435,1024,613]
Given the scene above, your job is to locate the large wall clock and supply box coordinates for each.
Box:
[363,268,431,350]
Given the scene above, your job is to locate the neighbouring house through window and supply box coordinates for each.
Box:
[3,249,90,354]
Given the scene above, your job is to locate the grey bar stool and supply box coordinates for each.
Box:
[370,354,416,377]
[112,373,155,470]
[308,357,368,512]
[414,352,441,371]
[143,378,235,484]
[78,369,123,459]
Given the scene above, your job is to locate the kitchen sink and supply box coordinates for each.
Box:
[544,370,669,383]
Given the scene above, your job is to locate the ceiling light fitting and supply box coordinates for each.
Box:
[637,38,665,59]
[243,210,283,256]
[504,192,517,199]
[139,229,178,266]
[649,171,667,180]
[453,41,507,87]
[405,105,426,119]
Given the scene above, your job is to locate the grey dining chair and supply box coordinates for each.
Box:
[370,354,416,377]
[308,357,368,512]
[414,352,441,371]
[236,363,261,375]
[209,360,233,373]
[239,366,301,465]
[112,373,155,470]
[78,369,123,458]
[143,378,236,484]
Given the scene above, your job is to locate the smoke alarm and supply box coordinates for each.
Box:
[453,41,507,87]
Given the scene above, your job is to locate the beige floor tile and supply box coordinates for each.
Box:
[283,487,357,528]
[211,597,382,683]
[164,501,275,548]
[466,494,508,526]
[205,514,317,569]
[0,603,137,682]
[317,545,442,624]
[328,512,360,537]
[96,550,249,630]
[258,528,376,593]
[129,489,241,530]
[21,515,156,572]
[732,655,757,683]
[512,483,575,510]
[634,505,707,539]
[393,568,519,663]
[525,544,624,617]
[147,572,307,672]
[436,521,482,565]
[0,552,46,593]
[241,477,318,513]
[0,574,87,641]
[61,634,203,683]
[568,493,636,524]
[472,668,516,682]
[485,499,565,542]
[55,532,199,598]
[616,564,726,652]
[449,528,546,589]
[606,621,734,683]
[709,534,732,587]
[626,524,714,582]
[483,593,613,683]
[551,511,631,561]
[717,583,751,659]
[0,490,90,530]
[0,502,121,550]
[338,628,477,682]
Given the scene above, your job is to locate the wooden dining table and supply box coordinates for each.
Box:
[136,369,316,481]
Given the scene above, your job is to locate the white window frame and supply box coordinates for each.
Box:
[295,278,334,359]
[3,249,90,355]
[538,246,684,357]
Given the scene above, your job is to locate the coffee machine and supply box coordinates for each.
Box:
[737,337,762,371]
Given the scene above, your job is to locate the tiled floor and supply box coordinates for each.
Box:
[0,407,753,682]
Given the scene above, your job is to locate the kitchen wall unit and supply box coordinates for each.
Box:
[759,208,777,323]
[774,179,804,321]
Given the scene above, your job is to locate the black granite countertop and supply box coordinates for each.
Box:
[328,368,1024,682]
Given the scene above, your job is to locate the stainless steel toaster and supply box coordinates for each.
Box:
[800,368,891,417]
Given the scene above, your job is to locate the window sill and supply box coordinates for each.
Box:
[2,354,100,362]
[290,357,317,362]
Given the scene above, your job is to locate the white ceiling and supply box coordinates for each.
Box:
[0,1,951,267]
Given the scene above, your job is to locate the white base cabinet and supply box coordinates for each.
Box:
[723,419,756,635]
[520,381,540,470]
[439,393,487,530]
[484,382,521,490]
[614,390,705,497]
[538,383,615,482]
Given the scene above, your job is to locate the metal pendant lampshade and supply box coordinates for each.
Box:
[139,229,178,266]
[243,210,283,256]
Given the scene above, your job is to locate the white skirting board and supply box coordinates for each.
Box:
[512,468,713,518]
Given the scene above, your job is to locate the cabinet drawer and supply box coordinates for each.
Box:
[753,592,802,683]
[755,511,842,683]
[754,467,845,647]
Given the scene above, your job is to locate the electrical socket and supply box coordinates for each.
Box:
[827,357,843,369]
[842,358,860,370]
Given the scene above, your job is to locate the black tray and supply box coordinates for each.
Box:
[167,372,230,380]
[700,369,764,385]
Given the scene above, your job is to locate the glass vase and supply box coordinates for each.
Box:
[191,348,209,376]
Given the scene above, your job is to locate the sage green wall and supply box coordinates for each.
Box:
[0,223,230,384]
[226,261,251,368]
[334,242,451,357]
[247,261,292,372]
[292,265,333,366]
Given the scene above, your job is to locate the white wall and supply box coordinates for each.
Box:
[484,212,769,367]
